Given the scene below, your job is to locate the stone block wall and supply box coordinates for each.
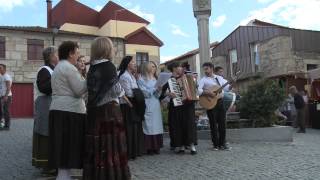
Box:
[258,35,320,77]
[212,55,227,76]
[0,30,125,83]
[258,36,295,77]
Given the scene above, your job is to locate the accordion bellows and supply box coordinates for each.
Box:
[168,74,198,106]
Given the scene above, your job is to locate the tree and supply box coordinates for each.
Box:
[239,79,286,127]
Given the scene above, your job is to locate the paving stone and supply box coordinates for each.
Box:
[1,119,320,180]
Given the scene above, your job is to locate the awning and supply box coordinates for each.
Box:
[307,68,320,80]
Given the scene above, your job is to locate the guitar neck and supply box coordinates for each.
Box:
[215,81,231,93]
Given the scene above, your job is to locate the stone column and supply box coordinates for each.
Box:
[193,0,211,75]
[197,14,210,69]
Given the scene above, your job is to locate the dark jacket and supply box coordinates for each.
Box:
[293,94,305,109]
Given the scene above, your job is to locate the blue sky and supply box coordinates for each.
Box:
[0,0,320,63]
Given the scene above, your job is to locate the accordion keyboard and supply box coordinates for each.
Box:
[168,78,183,106]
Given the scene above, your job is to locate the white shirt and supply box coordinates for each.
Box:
[198,74,230,96]
[119,70,138,104]
[50,60,87,114]
[0,73,12,97]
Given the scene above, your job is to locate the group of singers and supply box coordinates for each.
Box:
[31,36,232,180]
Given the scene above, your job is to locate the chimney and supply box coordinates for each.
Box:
[46,0,52,28]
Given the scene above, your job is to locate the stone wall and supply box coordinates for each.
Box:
[236,35,320,92]
[212,55,227,76]
[259,36,295,77]
[259,35,320,77]
[0,30,125,83]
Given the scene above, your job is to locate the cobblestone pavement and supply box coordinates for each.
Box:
[1,119,320,180]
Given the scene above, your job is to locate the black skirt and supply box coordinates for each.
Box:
[48,110,86,169]
[168,102,197,147]
[120,104,144,159]
[32,132,49,168]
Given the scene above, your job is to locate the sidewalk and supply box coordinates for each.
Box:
[1,119,320,180]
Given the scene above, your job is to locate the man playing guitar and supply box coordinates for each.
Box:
[198,62,231,151]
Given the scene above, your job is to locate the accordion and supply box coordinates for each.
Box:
[168,74,198,106]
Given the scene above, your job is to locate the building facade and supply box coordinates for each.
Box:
[163,42,218,75]
[48,0,163,66]
[211,19,320,92]
[0,0,163,117]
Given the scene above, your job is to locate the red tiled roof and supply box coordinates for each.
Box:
[125,27,163,47]
[164,42,219,64]
[99,1,150,27]
[0,26,97,37]
[50,0,149,28]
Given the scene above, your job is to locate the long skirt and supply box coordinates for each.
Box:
[48,110,85,169]
[32,132,49,168]
[120,104,144,160]
[144,134,163,153]
[83,102,131,180]
[168,102,197,147]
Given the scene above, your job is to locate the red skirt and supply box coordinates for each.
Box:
[83,102,131,180]
[144,134,163,153]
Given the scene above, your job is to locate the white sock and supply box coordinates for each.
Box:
[56,169,72,180]
[190,144,196,151]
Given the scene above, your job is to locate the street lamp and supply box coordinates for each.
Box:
[52,27,59,45]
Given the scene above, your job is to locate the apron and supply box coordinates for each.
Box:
[33,66,53,136]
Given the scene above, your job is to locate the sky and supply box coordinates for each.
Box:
[0,0,320,63]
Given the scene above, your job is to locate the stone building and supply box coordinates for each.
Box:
[162,42,218,75]
[211,19,320,92]
[0,0,163,117]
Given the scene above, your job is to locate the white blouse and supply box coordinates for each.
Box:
[119,70,138,104]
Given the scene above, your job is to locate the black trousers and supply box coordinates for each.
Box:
[206,99,226,147]
[0,96,12,128]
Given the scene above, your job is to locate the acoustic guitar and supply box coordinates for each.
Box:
[199,74,239,110]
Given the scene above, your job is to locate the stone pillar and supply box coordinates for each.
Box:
[193,0,211,75]
[197,14,210,68]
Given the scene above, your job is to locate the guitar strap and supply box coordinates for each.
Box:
[215,77,221,86]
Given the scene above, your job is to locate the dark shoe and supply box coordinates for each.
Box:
[219,145,232,151]
[177,150,185,154]
[297,130,306,133]
[1,127,9,130]
[191,150,197,155]
[212,146,219,151]
[147,150,154,155]
[41,169,57,176]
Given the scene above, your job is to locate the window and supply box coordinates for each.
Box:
[136,52,149,66]
[0,36,5,59]
[250,43,260,72]
[307,64,318,71]
[27,39,44,60]
[229,49,238,76]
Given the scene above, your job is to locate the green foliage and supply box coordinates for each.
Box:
[161,107,169,131]
[239,79,286,127]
